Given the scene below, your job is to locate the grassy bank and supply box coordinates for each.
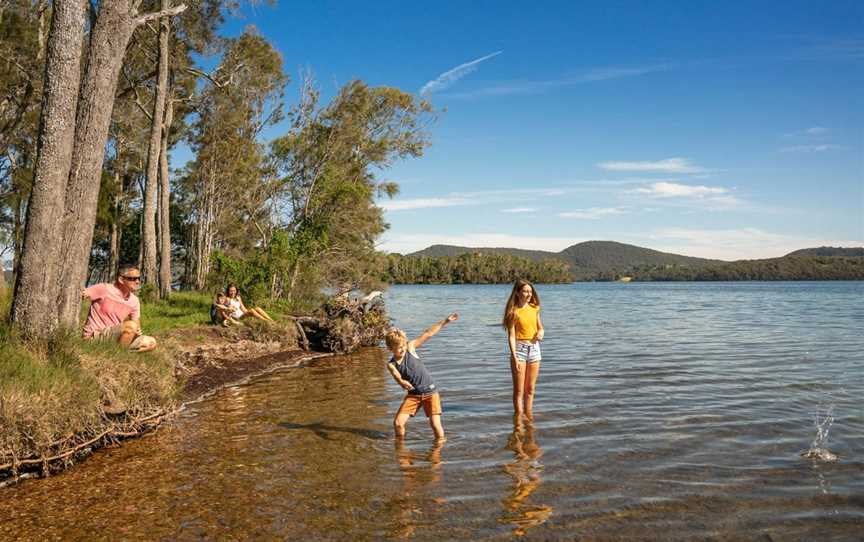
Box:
[0,288,296,481]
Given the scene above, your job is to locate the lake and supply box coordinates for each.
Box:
[2,282,862,540]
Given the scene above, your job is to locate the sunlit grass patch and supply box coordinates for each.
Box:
[1,288,178,468]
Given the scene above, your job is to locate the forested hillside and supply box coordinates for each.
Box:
[384,252,573,284]
[785,247,864,258]
[389,242,864,283]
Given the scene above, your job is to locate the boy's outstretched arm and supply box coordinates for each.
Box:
[387,364,414,391]
[412,313,458,349]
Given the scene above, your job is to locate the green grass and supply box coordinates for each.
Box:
[140,291,294,335]
[0,285,302,470]
[0,287,177,467]
[140,291,214,334]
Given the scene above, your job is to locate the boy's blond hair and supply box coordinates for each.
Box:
[384,328,407,350]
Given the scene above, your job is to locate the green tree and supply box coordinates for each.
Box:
[268,77,435,301]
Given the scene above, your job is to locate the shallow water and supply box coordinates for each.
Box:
[2,282,863,540]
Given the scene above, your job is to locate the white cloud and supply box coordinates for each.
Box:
[379,186,577,214]
[578,65,672,81]
[378,233,580,254]
[648,227,863,260]
[441,63,672,99]
[379,197,474,211]
[635,182,728,198]
[420,51,502,96]
[558,207,628,219]
[784,126,830,138]
[597,157,706,174]
[780,144,844,153]
[501,207,537,213]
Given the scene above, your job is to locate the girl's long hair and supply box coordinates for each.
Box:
[502,279,540,329]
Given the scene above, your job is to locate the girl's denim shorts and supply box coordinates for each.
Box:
[515,341,542,363]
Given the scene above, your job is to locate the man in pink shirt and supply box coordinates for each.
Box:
[82,263,157,352]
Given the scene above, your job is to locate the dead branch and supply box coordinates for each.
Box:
[135,4,187,26]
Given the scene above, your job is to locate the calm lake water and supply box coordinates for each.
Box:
[2,282,863,540]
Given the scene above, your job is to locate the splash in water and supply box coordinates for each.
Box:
[800,405,838,462]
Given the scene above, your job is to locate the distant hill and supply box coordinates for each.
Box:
[558,241,720,274]
[630,255,864,281]
[785,246,864,258]
[408,244,558,262]
[407,241,719,278]
[394,242,864,283]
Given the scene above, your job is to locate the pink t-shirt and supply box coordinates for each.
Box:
[83,283,140,338]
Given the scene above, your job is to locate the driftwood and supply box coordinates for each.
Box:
[297,291,389,354]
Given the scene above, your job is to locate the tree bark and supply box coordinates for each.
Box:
[158,94,173,298]
[192,163,215,290]
[55,0,187,326]
[142,0,171,292]
[108,167,121,275]
[11,0,87,337]
[54,0,139,327]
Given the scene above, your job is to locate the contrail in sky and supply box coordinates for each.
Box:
[420,51,502,95]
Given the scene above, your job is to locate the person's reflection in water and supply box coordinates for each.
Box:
[389,439,446,539]
[499,416,553,536]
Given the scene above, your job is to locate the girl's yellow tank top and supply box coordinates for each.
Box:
[513,303,539,341]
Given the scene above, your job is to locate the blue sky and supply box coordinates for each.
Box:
[205,0,862,260]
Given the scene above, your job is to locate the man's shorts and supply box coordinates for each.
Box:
[92,324,148,350]
[515,341,542,363]
[397,392,442,418]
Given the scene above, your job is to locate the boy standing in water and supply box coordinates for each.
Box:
[385,313,458,441]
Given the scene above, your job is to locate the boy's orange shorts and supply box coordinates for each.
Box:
[397,392,442,418]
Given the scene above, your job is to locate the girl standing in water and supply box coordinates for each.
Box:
[503,280,544,418]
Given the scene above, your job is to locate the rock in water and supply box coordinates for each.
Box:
[800,448,838,462]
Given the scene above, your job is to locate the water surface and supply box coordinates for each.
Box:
[2,282,862,540]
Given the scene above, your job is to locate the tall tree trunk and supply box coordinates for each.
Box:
[37,0,49,61]
[54,0,138,327]
[158,96,174,298]
[142,0,171,292]
[192,167,215,290]
[55,0,187,326]
[285,261,301,304]
[108,168,121,275]
[11,0,86,337]
[12,195,24,280]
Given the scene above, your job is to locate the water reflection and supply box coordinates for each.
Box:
[389,439,446,539]
[499,417,553,536]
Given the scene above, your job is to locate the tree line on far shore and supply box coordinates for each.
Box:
[1,1,435,339]
[384,253,864,283]
[627,256,864,282]
[383,253,575,284]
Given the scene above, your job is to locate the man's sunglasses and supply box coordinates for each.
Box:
[122,275,142,282]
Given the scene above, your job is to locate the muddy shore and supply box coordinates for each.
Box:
[0,325,333,489]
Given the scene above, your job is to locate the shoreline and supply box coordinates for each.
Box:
[0,327,333,490]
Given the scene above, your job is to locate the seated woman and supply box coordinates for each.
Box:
[211,291,241,327]
[225,284,275,322]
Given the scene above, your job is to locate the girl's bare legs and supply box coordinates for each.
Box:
[522,361,541,419]
[429,414,446,441]
[510,357,527,417]
[254,307,275,321]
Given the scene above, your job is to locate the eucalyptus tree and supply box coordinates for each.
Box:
[269,78,435,301]
[0,0,46,276]
[182,27,286,290]
[12,0,186,338]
